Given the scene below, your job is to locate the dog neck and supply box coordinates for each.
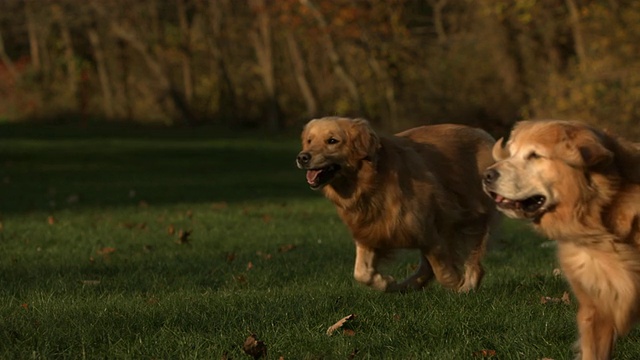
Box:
[322,158,379,209]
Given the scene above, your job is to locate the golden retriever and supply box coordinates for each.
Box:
[482,120,640,360]
[296,116,497,292]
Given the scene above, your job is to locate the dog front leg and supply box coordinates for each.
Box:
[353,243,398,292]
[575,302,598,360]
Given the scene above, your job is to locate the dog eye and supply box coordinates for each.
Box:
[527,152,541,160]
[326,138,339,145]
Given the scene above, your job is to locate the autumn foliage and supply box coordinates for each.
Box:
[0,0,638,135]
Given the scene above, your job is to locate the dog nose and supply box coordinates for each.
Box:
[297,152,311,166]
[483,168,500,185]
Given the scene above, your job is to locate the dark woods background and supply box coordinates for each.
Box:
[0,0,638,135]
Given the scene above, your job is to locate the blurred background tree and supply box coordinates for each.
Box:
[0,0,637,135]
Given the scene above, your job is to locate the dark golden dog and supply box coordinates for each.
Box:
[296,116,497,292]
[483,120,640,360]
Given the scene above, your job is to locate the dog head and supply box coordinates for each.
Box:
[482,120,613,220]
[296,117,379,190]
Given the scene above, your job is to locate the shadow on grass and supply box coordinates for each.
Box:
[0,123,312,214]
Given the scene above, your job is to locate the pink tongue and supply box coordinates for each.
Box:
[306,169,321,184]
[495,194,505,203]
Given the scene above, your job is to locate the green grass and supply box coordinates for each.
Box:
[1,124,639,359]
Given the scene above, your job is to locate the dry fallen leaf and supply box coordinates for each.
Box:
[473,349,497,357]
[243,334,267,359]
[211,201,228,210]
[247,261,254,270]
[167,224,176,235]
[96,247,117,256]
[552,268,562,277]
[256,251,272,260]
[177,229,192,244]
[343,329,356,336]
[326,314,356,335]
[233,274,247,284]
[540,291,571,305]
[47,216,56,225]
[278,244,296,253]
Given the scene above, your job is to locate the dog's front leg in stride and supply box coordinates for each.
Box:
[353,243,401,292]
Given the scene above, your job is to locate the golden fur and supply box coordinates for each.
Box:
[483,120,640,360]
[296,116,497,292]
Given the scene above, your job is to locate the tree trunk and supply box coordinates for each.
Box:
[299,0,364,116]
[249,0,280,131]
[24,0,40,72]
[429,0,449,46]
[51,4,79,104]
[565,0,587,69]
[177,0,193,105]
[206,0,237,124]
[88,27,115,119]
[285,32,318,119]
[0,29,18,81]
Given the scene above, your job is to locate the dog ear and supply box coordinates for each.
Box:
[349,118,380,160]
[561,128,613,168]
[492,138,509,161]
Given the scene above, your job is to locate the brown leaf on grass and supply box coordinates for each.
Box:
[176,229,192,244]
[348,349,359,359]
[20,303,28,311]
[541,291,571,305]
[473,349,497,357]
[326,314,356,335]
[262,214,272,223]
[243,334,267,359]
[47,216,56,225]
[256,251,272,260]
[552,268,562,277]
[211,201,228,210]
[278,244,296,253]
[343,329,356,336]
[167,224,176,235]
[96,247,117,256]
[233,274,247,284]
[121,222,146,230]
[247,261,254,270]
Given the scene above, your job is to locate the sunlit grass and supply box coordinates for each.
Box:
[1,124,639,359]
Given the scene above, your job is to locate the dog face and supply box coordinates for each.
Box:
[482,120,613,220]
[296,117,379,190]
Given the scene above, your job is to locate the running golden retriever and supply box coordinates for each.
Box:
[296,116,497,292]
[482,120,640,360]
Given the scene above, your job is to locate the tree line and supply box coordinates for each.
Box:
[0,0,638,135]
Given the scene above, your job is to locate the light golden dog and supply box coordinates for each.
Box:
[482,120,640,360]
[296,116,497,292]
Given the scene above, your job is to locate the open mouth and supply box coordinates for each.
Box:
[490,192,547,216]
[306,164,341,189]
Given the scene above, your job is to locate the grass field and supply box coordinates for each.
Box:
[1,123,639,359]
